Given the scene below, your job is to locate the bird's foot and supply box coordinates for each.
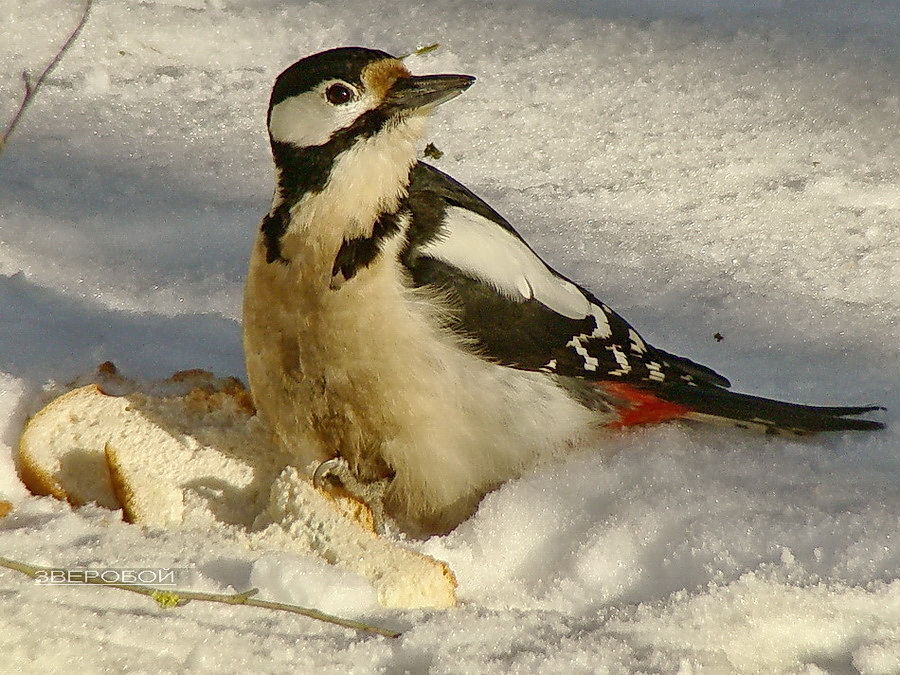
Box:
[312,457,389,534]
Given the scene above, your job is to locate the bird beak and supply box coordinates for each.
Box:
[385,74,476,111]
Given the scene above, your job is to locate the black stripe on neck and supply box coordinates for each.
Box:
[271,106,394,202]
[264,107,404,266]
[331,209,404,284]
[260,203,291,264]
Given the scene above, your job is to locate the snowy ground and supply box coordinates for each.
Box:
[1,0,898,672]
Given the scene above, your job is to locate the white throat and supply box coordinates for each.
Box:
[285,115,427,240]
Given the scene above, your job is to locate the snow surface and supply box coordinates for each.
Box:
[1,0,898,672]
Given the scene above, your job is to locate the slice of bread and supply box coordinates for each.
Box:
[102,385,290,528]
[17,365,265,512]
[16,364,457,608]
[18,384,127,509]
[255,467,457,609]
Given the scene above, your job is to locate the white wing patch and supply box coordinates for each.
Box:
[419,206,592,320]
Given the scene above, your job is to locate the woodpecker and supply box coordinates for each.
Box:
[243,48,884,535]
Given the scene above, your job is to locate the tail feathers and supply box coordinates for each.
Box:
[654,382,885,435]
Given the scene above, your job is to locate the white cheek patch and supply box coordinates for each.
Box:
[420,206,592,320]
[268,86,376,148]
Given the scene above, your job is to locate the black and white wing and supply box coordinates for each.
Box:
[400,162,730,389]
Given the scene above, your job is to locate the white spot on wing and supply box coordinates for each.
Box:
[563,304,616,374]
[608,346,631,375]
[647,360,665,382]
[628,329,646,354]
[567,337,599,371]
[419,206,591,320]
[591,305,612,339]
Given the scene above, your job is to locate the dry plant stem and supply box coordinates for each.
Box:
[0,555,401,638]
[398,43,440,60]
[0,0,94,155]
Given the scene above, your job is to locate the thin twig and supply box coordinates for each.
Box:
[0,0,94,155]
[0,555,401,638]
[398,43,440,60]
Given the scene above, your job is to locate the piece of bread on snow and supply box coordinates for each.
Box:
[17,365,457,609]
[18,385,126,509]
[255,467,457,609]
[103,386,289,528]
[17,367,264,515]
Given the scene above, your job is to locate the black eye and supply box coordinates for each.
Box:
[325,83,354,105]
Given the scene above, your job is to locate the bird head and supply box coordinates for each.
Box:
[261,48,474,262]
[268,48,474,150]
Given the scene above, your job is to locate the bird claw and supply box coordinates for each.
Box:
[311,457,389,534]
[312,457,348,490]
